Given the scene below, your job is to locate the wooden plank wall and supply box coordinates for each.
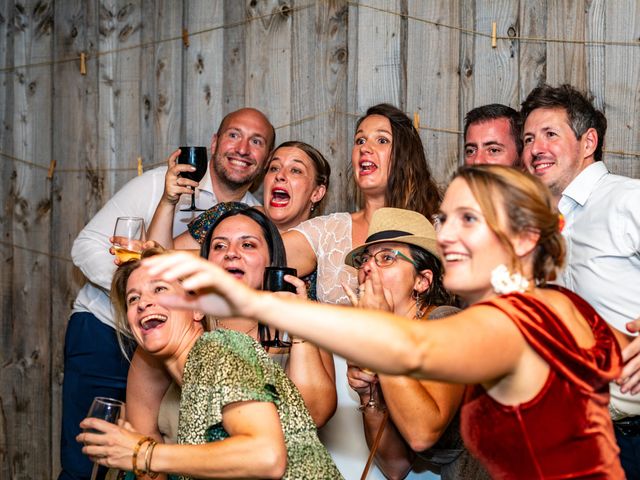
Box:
[0,0,638,477]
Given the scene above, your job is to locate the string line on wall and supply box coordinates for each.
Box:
[1,1,639,76]
[2,106,639,177]
[0,239,73,263]
[0,3,314,75]
[349,1,640,47]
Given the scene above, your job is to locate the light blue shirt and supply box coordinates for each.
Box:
[558,161,640,333]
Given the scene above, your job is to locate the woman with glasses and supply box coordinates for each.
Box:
[343,208,488,479]
[282,104,441,478]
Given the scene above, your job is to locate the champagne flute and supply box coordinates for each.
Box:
[178,146,208,211]
[85,397,124,480]
[261,267,297,348]
[112,217,146,262]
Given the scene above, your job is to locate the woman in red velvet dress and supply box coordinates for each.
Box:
[143,165,625,479]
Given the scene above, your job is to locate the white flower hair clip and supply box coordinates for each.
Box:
[491,264,530,295]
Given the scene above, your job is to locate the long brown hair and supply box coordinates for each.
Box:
[356,104,442,218]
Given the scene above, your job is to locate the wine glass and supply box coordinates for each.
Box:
[261,267,297,348]
[360,368,381,410]
[178,146,208,211]
[112,217,146,262]
[85,397,124,480]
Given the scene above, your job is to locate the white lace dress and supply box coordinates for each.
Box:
[291,213,391,480]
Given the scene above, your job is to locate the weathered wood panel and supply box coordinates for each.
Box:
[406,0,461,184]
[353,0,403,110]
[290,1,350,214]
[0,0,15,475]
[184,0,224,146]
[1,1,54,478]
[97,0,144,199]
[50,1,100,477]
[1,2,640,478]
[603,0,640,178]
[245,0,293,142]
[546,0,587,89]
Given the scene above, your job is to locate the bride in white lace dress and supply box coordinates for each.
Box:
[283,104,442,479]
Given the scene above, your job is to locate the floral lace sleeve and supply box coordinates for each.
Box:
[289,212,358,305]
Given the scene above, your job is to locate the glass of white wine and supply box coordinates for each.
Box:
[85,397,124,480]
[113,217,146,262]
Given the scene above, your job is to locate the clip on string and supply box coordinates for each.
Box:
[137,157,143,176]
[413,112,420,130]
[491,22,497,48]
[47,159,57,180]
[80,53,87,75]
[182,28,190,48]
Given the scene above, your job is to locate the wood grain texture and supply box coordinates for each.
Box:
[50,2,99,475]
[290,0,350,214]
[245,0,293,141]
[546,0,587,89]
[2,2,640,478]
[184,0,224,146]
[406,0,461,183]
[518,0,547,101]
[2,1,54,478]
[603,0,640,177]
[97,0,144,198]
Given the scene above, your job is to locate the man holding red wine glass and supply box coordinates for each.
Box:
[60,108,274,480]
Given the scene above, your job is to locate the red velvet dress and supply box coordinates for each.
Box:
[461,286,624,479]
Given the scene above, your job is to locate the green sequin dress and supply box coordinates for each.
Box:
[175,329,342,480]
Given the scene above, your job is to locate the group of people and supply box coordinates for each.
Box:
[60,83,640,480]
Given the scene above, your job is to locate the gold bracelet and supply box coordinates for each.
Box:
[145,439,159,479]
[132,436,153,477]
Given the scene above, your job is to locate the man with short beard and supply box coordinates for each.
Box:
[521,84,640,478]
[59,108,274,480]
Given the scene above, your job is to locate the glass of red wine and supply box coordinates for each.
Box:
[178,146,208,211]
[261,267,297,348]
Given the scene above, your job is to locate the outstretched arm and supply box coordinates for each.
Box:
[143,252,526,385]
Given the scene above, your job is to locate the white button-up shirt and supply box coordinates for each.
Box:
[71,164,260,328]
[558,161,640,334]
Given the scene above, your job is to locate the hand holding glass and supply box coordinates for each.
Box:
[178,146,208,211]
[85,397,124,480]
[261,267,297,348]
[113,217,146,262]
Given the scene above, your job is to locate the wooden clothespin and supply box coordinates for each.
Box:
[413,112,420,130]
[137,157,143,176]
[182,28,190,48]
[491,22,497,48]
[47,159,57,180]
[80,52,87,75]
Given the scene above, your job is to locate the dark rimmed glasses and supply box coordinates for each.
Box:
[352,248,417,270]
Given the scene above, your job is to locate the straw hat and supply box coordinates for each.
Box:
[345,207,440,267]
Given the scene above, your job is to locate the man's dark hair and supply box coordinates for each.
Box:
[463,104,523,157]
[521,84,607,162]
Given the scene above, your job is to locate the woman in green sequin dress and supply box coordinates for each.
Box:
[77,251,342,479]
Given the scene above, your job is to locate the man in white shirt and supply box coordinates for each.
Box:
[463,104,522,167]
[521,84,640,477]
[59,108,274,480]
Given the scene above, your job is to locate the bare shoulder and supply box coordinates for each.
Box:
[530,288,595,348]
